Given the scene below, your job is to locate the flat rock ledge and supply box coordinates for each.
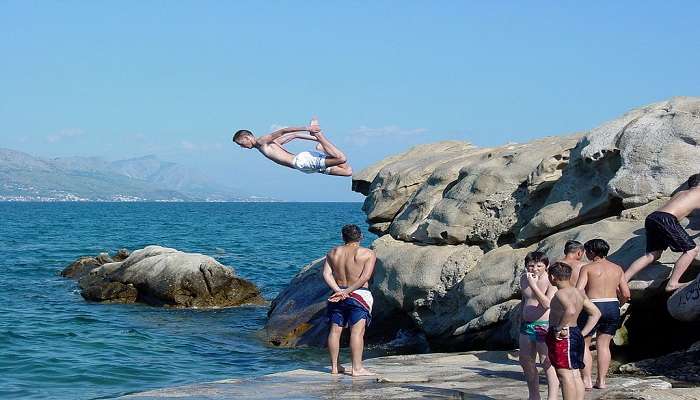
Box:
[121,351,695,399]
[61,246,264,308]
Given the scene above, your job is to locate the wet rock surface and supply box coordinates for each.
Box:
[122,351,690,399]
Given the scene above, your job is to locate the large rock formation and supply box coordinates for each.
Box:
[266,97,700,356]
[62,246,264,308]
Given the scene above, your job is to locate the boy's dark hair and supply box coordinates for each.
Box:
[548,262,572,281]
[584,238,610,258]
[564,240,584,255]
[233,129,254,142]
[688,173,700,189]
[524,251,549,267]
[341,224,362,243]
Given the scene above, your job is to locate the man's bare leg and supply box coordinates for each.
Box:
[624,251,661,282]
[536,342,559,400]
[519,335,541,400]
[312,131,348,167]
[326,163,353,177]
[666,247,699,291]
[328,324,345,374]
[581,336,593,391]
[594,334,613,389]
[349,319,374,376]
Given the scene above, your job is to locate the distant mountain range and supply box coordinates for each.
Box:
[0,148,272,202]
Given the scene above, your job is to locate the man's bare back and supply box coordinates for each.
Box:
[576,259,628,301]
[658,189,700,220]
[326,244,374,290]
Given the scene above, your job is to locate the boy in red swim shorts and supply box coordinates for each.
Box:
[547,262,601,400]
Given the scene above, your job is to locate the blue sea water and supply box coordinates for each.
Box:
[0,202,373,399]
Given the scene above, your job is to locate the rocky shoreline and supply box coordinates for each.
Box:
[266,97,700,383]
[121,350,699,399]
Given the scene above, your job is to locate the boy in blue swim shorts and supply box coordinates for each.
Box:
[322,224,376,376]
[576,239,630,390]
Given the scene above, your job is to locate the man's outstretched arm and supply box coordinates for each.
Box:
[274,133,318,145]
[258,125,315,144]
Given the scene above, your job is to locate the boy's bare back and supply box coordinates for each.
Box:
[577,259,626,300]
[658,189,700,220]
[327,245,374,288]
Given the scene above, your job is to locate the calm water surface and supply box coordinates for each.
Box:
[0,202,372,399]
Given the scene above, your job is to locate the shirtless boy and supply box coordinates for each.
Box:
[519,251,559,400]
[232,117,353,176]
[547,262,601,400]
[560,240,586,286]
[576,239,631,390]
[624,173,700,291]
[322,224,376,376]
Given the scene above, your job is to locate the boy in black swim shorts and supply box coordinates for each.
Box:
[625,173,700,292]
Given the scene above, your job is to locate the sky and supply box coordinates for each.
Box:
[1,1,699,201]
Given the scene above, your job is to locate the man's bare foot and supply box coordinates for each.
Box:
[351,368,376,377]
[309,116,320,135]
[593,383,607,389]
[331,365,345,375]
[583,377,593,391]
[665,281,691,292]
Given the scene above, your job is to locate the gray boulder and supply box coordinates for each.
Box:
[583,97,700,207]
[65,245,264,308]
[667,275,700,322]
[361,141,476,234]
[265,258,331,347]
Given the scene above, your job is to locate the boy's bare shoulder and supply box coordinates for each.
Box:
[357,247,376,259]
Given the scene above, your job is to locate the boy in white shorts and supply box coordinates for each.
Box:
[232,117,352,176]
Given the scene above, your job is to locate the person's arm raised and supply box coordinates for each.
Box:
[274,133,319,145]
[526,273,552,309]
[259,125,312,144]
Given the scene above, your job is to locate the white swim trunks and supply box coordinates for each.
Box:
[292,151,330,174]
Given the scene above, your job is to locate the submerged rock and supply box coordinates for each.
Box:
[63,246,264,308]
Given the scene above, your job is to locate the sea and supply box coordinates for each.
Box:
[0,202,375,399]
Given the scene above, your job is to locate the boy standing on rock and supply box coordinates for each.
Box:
[519,251,559,400]
[322,224,376,376]
[624,173,700,291]
[547,262,601,400]
[576,239,630,390]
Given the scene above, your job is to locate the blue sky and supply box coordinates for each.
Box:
[1,1,699,201]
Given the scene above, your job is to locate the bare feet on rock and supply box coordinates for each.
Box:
[309,116,320,135]
[331,365,345,375]
[351,368,376,377]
